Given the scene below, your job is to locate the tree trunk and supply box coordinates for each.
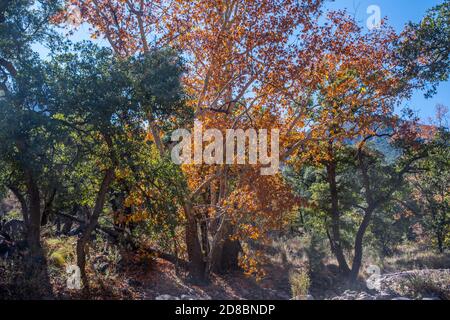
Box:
[326,162,351,275]
[26,178,41,259]
[24,171,53,298]
[437,229,444,254]
[206,216,241,274]
[147,114,165,155]
[9,185,29,227]
[76,167,115,291]
[200,213,210,256]
[183,203,207,282]
[437,210,446,254]
[350,207,374,282]
[207,216,230,274]
[437,238,444,254]
[40,188,56,226]
[220,237,241,272]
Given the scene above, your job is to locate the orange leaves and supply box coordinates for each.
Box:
[290,11,404,166]
[239,248,267,281]
[58,0,168,56]
[224,171,301,234]
[55,1,416,277]
[164,0,323,115]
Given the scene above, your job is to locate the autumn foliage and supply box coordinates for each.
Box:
[1,0,447,296]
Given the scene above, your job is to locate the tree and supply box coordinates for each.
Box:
[397,0,450,97]
[410,111,449,253]
[292,12,402,276]
[62,0,324,282]
[44,42,187,289]
[288,119,430,282]
[0,0,63,297]
[286,12,427,280]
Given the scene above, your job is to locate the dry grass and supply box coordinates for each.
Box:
[397,272,450,300]
[289,269,311,299]
[382,244,450,272]
[45,236,77,268]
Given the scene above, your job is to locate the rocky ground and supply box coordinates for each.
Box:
[330,269,450,300]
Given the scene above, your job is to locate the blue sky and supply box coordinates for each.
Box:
[36,0,448,123]
[326,0,449,123]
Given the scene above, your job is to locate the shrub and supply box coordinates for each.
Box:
[49,251,66,268]
[289,269,311,299]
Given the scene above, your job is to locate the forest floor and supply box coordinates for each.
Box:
[43,236,294,300]
[2,231,449,300]
[1,192,449,301]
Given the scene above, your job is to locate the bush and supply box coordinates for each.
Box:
[49,251,66,268]
[289,269,310,299]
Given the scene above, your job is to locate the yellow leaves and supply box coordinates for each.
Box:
[239,224,260,241]
[144,131,154,143]
[127,210,149,223]
[123,195,136,208]
[115,168,132,180]
[239,247,267,282]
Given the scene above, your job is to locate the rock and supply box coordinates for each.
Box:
[330,290,379,300]
[422,297,441,301]
[372,269,450,299]
[356,292,376,300]
[156,294,180,300]
[292,294,315,300]
[391,297,412,300]
[180,294,198,300]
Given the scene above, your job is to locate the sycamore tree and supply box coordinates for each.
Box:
[59,0,325,281]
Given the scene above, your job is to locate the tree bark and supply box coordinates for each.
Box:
[41,188,56,226]
[183,203,207,282]
[350,207,374,281]
[8,185,29,227]
[24,170,53,298]
[326,161,351,275]
[76,167,115,291]
[220,237,241,272]
[147,114,165,155]
[23,170,42,260]
[206,215,241,274]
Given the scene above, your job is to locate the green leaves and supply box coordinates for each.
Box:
[397,0,450,97]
